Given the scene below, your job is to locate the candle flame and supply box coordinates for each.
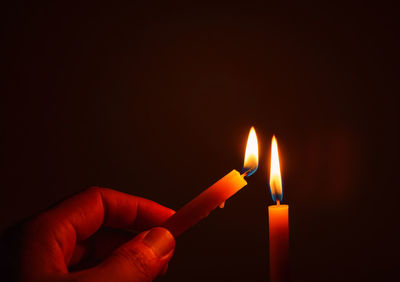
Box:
[269,135,283,202]
[243,126,259,177]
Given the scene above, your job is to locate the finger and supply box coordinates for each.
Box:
[69,228,136,269]
[75,227,175,282]
[46,186,175,238]
[22,187,174,278]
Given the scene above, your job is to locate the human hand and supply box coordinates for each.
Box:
[4,187,176,282]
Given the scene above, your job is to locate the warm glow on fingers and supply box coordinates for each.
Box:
[269,135,283,202]
[243,126,259,177]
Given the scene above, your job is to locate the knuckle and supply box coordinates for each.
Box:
[86,186,111,199]
[86,186,105,201]
[86,186,103,194]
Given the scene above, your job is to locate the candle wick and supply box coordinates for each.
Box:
[241,169,251,178]
[276,200,280,206]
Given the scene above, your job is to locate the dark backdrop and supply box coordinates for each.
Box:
[2,2,399,281]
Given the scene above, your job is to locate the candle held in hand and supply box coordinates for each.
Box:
[268,135,289,282]
[163,127,259,237]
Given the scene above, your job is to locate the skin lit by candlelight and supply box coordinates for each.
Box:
[270,135,283,203]
[243,127,259,177]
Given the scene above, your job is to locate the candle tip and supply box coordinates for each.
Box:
[276,200,280,206]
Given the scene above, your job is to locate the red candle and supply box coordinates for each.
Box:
[268,135,289,282]
[163,127,259,237]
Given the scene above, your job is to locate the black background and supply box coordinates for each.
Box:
[2,1,399,281]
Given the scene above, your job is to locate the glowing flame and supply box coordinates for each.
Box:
[269,135,283,202]
[243,127,259,177]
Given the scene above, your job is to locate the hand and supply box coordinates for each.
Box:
[2,187,176,282]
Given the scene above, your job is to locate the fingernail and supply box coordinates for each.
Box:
[143,227,175,258]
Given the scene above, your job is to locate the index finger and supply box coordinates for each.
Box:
[46,187,175,240]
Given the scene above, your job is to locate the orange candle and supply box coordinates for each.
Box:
[268,135,289,282]
[163,127,259,237]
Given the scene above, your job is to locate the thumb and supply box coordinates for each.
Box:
[82,227,175,282]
